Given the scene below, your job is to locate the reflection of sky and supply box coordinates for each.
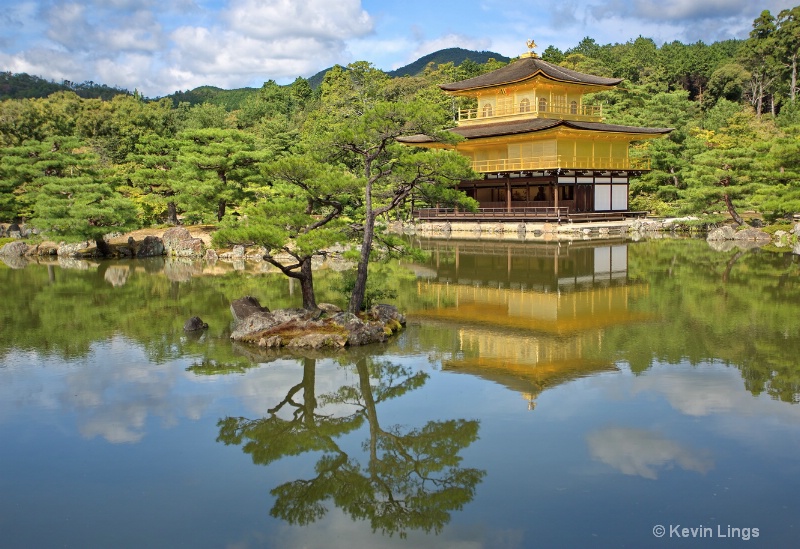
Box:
[1,337,213,443]
[3,332,800,548]
[0,338,372,444]
[246,507,491,549]
[573,361,800,478]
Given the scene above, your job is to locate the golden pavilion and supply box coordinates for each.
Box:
[401,41,672,221]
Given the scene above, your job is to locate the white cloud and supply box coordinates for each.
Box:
[225,0,373,41]
[44,2,93,50]
[96,11,166,53]
[587,427,714,479]
[155,0,376,94]
[0,47,86,83]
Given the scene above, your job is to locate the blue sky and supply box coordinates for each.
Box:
[0,0,796,97]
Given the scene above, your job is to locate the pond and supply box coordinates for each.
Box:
[1,237,799,548]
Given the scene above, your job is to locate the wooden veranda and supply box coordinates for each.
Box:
[413,207,647,223]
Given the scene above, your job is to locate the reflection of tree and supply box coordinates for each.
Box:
[0,261,356,363]
[606,240,800,402]
[217,356,484,537]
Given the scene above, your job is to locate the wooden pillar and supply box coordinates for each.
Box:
[506,177,511,212]
[554,181,559,213]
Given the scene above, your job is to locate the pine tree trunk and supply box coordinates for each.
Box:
[167,201,178,225]
[348,212,374,313]
[301,358,317,424]
[299,257,317,310]
[217,199,226,221]
[723,193,745,226]
[350,160,375,314]
[95,238,110,258]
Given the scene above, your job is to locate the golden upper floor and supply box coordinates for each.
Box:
[441,53,622,126]
[398,47,673,173]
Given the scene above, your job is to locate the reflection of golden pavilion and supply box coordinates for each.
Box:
[416,282,649,333]
[410,241,650,408]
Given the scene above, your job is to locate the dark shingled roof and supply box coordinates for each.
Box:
[397,119,672,144]
[440,56,623,91]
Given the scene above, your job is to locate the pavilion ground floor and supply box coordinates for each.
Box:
[415,171,645,223]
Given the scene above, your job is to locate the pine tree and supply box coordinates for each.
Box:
[27,137,138,251]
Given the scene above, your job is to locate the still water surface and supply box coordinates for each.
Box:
[1,238,799,548]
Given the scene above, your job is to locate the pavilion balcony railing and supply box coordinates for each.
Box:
[458,102,603,122]
[470,155,651,173]
[415,206,570,222]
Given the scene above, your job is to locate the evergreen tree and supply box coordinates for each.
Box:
[213,155,357,310]
[126,134,183,225]
[776,6,800,103]
[307,62,476,312]
[742,10,781,115]
[680,104,775,225]
[175,128,266,222]
[27,137,138,251]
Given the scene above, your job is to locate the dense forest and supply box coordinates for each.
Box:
[2,7,800,244]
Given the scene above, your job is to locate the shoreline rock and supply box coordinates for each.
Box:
[163,227,204,257]
[229,296,406,349]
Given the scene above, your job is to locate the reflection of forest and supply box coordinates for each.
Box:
[612,240,800,403]
[409,240,648,407]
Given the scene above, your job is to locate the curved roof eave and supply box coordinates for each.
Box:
[440,57,623,92]
[398,120,673,145]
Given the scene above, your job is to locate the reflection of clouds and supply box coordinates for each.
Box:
[0,336,214,444]
[630,364,742,416]
[627,362,800,423]
[80,406,147,443]
[0,342,370,445]
[587,427,713,480]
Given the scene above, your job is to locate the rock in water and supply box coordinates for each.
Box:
[184,316,208,331]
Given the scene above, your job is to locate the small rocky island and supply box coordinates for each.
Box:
[226,296,405,349]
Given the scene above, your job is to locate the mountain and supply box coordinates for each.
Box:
[306,47,510,88]
[166,85,259,109]
[386,47,510,77]
[0,72,131,100]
